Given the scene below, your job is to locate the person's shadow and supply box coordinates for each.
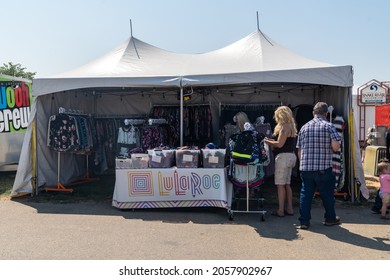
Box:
[248,205,390,252]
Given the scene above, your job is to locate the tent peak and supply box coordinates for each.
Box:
[129,19,133,38]
[255,12,272,46]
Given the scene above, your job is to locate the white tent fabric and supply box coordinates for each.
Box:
[33,30,352,96]
[13,29,366,199]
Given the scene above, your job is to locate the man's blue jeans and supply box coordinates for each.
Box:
[299,167,337,225]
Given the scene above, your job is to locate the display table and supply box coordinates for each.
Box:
[112,167,232,209]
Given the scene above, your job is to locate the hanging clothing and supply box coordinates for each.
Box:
[332,116,345,191]
[117,126,139,145]
[293,104,313,131]
[47,114,80,152]
[255,123,275,178]
[150,105,212,147]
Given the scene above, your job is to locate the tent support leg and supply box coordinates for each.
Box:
[45,152,74,193]
[71,153,100,184]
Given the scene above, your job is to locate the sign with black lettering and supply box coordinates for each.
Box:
[360,82,387,104]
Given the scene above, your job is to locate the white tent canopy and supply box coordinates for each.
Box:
[13,28,367,200]
[33,30,352,96]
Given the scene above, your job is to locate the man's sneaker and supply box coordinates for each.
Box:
[323,216,341,226]
[299,224,310,230]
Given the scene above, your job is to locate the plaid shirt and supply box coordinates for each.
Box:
[296,115,341,171]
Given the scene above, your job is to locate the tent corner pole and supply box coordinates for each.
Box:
[32,118,37,196]
[180,85,184,147]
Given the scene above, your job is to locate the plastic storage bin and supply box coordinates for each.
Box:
[115,157,132,169]
[175,149,200,168]
[131,153,149,169]
[147,149,175,168]
[201,149,226,168]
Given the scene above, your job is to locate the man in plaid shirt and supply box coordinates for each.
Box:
[296,102,341,230]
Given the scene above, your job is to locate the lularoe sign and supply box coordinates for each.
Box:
[0,78,32,133]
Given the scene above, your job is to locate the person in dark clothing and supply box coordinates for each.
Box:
[264,106,297,217]
[296,102,341,230]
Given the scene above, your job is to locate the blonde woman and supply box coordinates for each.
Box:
[234,111,254,132]
[264,106,297,217]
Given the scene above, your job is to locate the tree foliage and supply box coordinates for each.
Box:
[0,62,36,80]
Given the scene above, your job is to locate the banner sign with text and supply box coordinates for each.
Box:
[112,168,232,209]
[0,78,32,133]
[359,81,388,105]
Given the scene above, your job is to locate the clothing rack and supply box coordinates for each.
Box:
[152,102,211,109]
[150,104,212,147]
[219,102,281,117]
[58,107,88,115]
[219,103,280,127]
[94,114,148,119]
[152,103,211,108]
[126,119,146,125]
[45,151,74,193]
[45,112,100,193]
[228,162,267,221]
[45,152,100,193]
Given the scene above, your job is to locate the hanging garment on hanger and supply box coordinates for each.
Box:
[332,116,345,191]
[293,104,313,131]
[47,114,80,152]
[117,125,140,145]
[255,123,275,177]
[222,123,240,148]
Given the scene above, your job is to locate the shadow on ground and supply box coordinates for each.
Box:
[9,173,390,253]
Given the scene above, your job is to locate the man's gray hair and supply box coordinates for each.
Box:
[313,102,328,115]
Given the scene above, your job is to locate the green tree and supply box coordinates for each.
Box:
[0,62,36,80]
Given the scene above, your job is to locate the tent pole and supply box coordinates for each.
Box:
[180,84,184,146]
[32,118,37,196]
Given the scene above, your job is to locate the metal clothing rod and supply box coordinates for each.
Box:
[219,102,280,118]
[220,103,280,107]
[58,107,89,116]
[152,103,210,107]
[94,114,147,119]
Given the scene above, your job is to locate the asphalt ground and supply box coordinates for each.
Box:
[0,198,389,260]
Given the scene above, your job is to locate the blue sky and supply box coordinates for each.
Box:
[1,0,389,87]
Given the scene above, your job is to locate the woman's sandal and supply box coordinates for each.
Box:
[284,210,294,216]
[380,215,390,220]
[271,210,285,217]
